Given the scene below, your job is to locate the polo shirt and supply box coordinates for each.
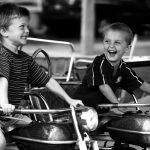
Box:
[0,45,50,106]
[73,54,143,109]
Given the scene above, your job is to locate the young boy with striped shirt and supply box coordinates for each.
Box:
[0,3,83,150]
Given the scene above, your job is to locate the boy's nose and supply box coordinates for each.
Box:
[109,43,115,48]
[25,27,29,33]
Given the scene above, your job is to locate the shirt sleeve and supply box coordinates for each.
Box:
[85,56,108,87]
[121,65,144,92]
[0,52,10,79]
[29,58,51,87]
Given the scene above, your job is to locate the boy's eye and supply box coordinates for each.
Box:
[20,25,25,29]
[115,41,121,45]
[19,25,29,31]
[104,40,110,44]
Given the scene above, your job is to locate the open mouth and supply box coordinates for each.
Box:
[21,36,28,40]
[22,34,29,39]
[108,50,117,57]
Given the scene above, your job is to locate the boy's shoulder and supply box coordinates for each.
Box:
[19,50,33,61]
[94,54,105,62]
[0,45,31,59]
[19,50,30,57]
[0,45,10,56]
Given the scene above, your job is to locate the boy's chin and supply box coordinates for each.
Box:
[107,57,120,64]
[107,55,117,61]
[21,41,27,45]
[105,53,121,63]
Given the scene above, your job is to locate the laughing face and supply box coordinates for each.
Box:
[1,16,29,48]
[103,29,131,66]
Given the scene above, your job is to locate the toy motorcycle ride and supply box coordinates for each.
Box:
[1,105,99,150]
[96,103,150,150]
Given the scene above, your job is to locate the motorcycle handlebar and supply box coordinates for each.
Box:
[0,107,87,115]
[97,103,150,109]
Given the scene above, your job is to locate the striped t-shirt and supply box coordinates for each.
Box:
[0,45,50,106]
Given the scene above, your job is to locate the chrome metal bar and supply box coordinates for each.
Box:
[131,93,140,111]
[70,106,88,150]
[0,107,86,114]
[71,106,82,141]
[28,37,75,52]
[28,37,76,81]
[12,135,77,144]
[98,103,150,109]
[107,126,150,135]
[66,55,74,82]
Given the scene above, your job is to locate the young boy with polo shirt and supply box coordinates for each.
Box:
[73,22,150,112]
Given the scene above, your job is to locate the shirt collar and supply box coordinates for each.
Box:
[103,54,125,70]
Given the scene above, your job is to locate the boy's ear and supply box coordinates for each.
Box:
[125,45,131,53]
[0,27,8,37]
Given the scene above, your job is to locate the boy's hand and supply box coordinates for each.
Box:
[68,99,84,107]
[110,108,124,115]
[1,104,15,115]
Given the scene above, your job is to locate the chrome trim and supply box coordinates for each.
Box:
[107,126,150,135]
[12,135,77,144]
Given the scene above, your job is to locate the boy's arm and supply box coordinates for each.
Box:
[99,84,124,114]
[0,77,15,114]
[46,78,84,107]
[99,84,119,103]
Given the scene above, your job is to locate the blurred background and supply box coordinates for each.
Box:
[2,0,150,55]
[7,0,150,38]
[41,0,150,39]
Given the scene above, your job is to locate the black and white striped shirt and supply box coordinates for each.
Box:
[0,46,50,106]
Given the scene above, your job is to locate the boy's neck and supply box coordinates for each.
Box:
[112,62,120,77]
[106,56,121,68]
[111,62,120,68]
[2,42,19,54]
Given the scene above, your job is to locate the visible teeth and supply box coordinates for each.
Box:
[109,51,116,54]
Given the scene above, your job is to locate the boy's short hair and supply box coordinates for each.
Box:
[0,2,30,29]
[103,22,134,45]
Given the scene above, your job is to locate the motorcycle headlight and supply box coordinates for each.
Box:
[79,107,98,131]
